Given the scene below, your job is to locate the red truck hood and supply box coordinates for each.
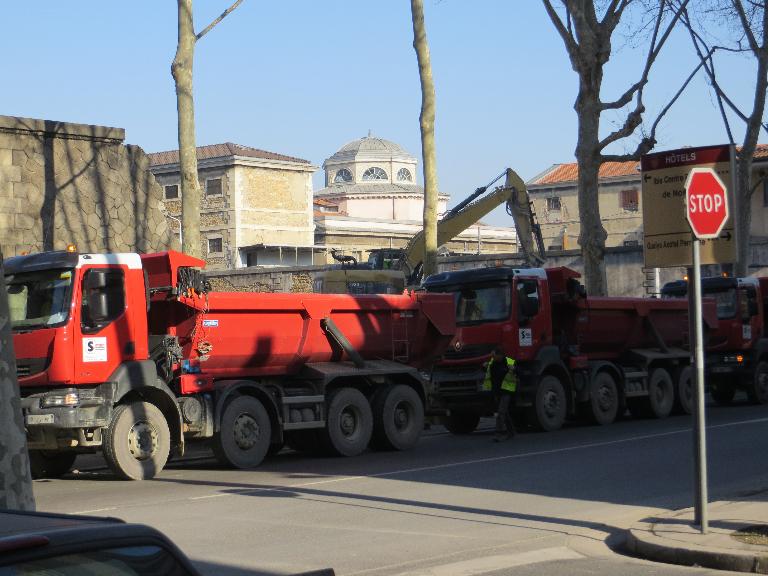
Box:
[14,327,72,388]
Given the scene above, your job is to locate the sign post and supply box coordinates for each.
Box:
[684,167,729,535]
[642,145,736,536]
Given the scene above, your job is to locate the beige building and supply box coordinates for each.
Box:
[148,143,317,270]
[528,148,768,252]
[527,161,644,250]
[314,135,517,263]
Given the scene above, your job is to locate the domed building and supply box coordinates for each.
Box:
[315,134,449,220]
[314,134,518,264]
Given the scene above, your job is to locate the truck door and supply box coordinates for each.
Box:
[74,267,132,384]
[513,278,547,361]
[740,286,760,347]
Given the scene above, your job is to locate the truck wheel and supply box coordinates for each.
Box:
[28,451,77,479]
[648,367,674,418]
[710,379,735,405]
[103,401,170,480]
[589,372,619,425]
[213,396,271,469]
[532,375,567,431]
[674,366,694,415]
[371,385,424,451]
[324,387,373,457]
[443,411,480,435]
[747,361,768,404]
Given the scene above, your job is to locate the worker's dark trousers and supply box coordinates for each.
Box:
[495,392,516,436]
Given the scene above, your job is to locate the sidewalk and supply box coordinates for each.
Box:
[626,490,768,573]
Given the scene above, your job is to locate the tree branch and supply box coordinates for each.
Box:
[542,0,580,61]
[196,0,244,41]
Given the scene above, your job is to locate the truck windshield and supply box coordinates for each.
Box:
[5,269,74,330]
[454,283,510,324]
[710,288,738,319]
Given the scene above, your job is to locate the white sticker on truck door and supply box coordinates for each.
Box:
[83,337,107,362]
[519,328,533,347]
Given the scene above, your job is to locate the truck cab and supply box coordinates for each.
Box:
[661,275,768,404]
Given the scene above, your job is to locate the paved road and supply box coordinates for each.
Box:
[33,400,768,576]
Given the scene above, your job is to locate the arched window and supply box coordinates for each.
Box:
[333,168,353,183]
[362,167,388,181]
[397,168,413,182]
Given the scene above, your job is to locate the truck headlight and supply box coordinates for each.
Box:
[41,392,80,408]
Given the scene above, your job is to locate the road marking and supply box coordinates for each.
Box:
[392,547,584,576]
[180,416,768,503]
[72,506,117,514]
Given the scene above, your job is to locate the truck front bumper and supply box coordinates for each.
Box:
[21,386,113,450]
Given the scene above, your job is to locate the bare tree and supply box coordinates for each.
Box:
[172,0,244,257]
[411,0,439,278]
[0,253,35,511]
[679,1,768,277]
[543,0,688,295]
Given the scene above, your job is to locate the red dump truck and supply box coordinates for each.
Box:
[661,275,768,407]
[423,266,718,433]
[8,250,455,480]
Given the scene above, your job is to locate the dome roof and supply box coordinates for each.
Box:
[324,135,416,166]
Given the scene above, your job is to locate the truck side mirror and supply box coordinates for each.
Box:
[85,270,108,290]
[87,291,109,324]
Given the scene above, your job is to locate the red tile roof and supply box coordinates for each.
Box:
[148,142,309,166]
[531,160,639,185]
[752,143,768,159]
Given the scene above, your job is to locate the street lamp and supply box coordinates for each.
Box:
[158,201,183,247]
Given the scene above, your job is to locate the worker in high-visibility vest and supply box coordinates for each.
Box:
[483,347,517,441]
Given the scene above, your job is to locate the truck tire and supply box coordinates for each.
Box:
[747,360,768,404]
[674,366,694,415]
[213,396,271,469]
[28,451,77,480]
[371,385,424,451]
[323,387,372,457]
[710,378,735,405]
[531,375,567,432]
[103,401,170,480]
[589,371,619,425]
[648,367,674,419]
[443,412,480,435]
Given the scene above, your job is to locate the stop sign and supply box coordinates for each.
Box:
[685,167,730,239]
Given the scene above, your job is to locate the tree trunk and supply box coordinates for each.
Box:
[411,0,438,278]
[734,4,768,277]
[0,253,35,511]
[172,0,202,258]
[574,69,608,296]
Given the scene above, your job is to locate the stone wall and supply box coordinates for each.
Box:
[0,116,175,257]
[205,241,768,297]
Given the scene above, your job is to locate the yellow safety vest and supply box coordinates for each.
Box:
[482,356,517,393]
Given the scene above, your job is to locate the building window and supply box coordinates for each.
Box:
[206,178,223,197]
[397,168,413,182]
[362,167,388,181]
[546,197,561,211]
[334,168,353,183]
[621,188,639,211]
[164,184,179,200]
[208,237,223,254]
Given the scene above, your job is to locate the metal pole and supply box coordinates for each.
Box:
[693,238,709,534]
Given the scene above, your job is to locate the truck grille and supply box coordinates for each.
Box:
[15,358,48,379]
[443,343,495,361]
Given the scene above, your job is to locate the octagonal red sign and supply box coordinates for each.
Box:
[685,168,729,239]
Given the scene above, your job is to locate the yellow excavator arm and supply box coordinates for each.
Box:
[400,168,544,281]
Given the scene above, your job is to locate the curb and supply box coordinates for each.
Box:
[626,520,768,574]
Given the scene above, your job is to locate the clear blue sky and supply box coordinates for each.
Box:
[1,2,758,225]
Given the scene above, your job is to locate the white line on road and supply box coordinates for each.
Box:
[189,416,768,500]
[72,506,118,514]
[392,547,584,576]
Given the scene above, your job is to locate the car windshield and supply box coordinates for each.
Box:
[454,283,510,324]
[5,269,74,330]
[710,287,738,319]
